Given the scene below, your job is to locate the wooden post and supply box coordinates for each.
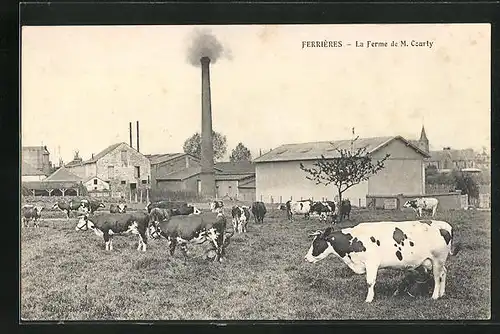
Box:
[359,198,361,208]
[280,196,282,203]
[271,196,273,204]
[47,189,53,196]
[31,189,35,196]
[134,191,138,203]
[61,188,66,197]
[146,188,149,203]
[140,189,143,203]
[129,191,132,203]
[76,188,79,196]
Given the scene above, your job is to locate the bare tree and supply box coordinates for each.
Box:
[300,137,390,221]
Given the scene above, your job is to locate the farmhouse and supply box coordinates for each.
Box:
[65,142,151,199]
[253,136,430,207]
[22,146,53,175]
[147,153,256,200]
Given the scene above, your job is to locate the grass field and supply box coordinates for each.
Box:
[20,207,490,320]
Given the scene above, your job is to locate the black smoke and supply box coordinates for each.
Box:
[187,29,230,66]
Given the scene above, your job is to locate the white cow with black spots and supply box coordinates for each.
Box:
[403,197,439,218]
[304,220,460,303]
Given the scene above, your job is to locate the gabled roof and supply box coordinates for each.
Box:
[215,173,255,181]
[146,153,199,165]
[85,142,125,164]
[44,166,82,182]
[253,136,430,163]
[157,166,202,181]
[21,161,47,176]
[215,161,255,175]
[238,178,255,189]
[82,175,107,183]
[429,148,477,162]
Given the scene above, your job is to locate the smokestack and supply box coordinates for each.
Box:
[136,121,140,152]
[200,56,216,198]
[129,122,133,148]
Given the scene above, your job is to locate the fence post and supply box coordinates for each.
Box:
[301,196,303,201]
[359,198,361,208]
[290,196,293,201]
[271,196,274,204]
[280,196,282,204]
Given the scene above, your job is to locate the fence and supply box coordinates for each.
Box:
[254,194,365,208]
[366,192,469,211]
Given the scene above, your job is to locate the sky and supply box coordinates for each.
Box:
[21,24,491,164]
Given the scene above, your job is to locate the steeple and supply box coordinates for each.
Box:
[419,125,429,153]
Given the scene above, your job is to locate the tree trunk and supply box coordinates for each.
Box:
[337,188,343,223]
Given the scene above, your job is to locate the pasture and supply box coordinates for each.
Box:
[20,207,490,320]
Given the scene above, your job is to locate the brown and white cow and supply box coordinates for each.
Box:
[146,200,200,216]
[52,199,88,219]
[21,204,44,228]
[148,212,232,262]
[109,203,127,213]
[75,212,150,251]
[304,220,460,303]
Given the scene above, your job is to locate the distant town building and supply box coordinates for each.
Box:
[22,146,52,175]
[21,161,47,182]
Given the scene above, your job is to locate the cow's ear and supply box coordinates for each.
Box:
[323,227,333,237]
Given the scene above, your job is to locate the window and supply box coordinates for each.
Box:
[121,150,128,166]
[94,186,97,190]
[135,166,140,178]
[108,166,114,178]
[93,179,98,185]
[121,180,126,185]
[141,180,147,184]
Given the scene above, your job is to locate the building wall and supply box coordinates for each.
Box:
[216,180,239,199]
[368,139,425,196]
[22,147,51,174]
[239,187,256,202]
[84,177,111,192]
[22,175,46,182]
[155,175,199,194]
[151,156,200,190]
[65,163,97,179]
[96,144,151,196]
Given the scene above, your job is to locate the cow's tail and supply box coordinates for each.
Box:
[449,228,461,256]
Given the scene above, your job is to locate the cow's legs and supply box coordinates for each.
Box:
[168,237,177,256]
[432,206,437,218]
[179,243,188,262]
[232,219,238,233]
[431,261,444,300]
[438,266,447,297]
[365,265,379,303]
[137,233,147,252]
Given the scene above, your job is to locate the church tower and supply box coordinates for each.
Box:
[419,125,429,153]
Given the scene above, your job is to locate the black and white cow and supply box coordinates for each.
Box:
[148,212,231,262]
[310,201,336,222]
[75,212,150,251]
[109,203,127,213]
[210,200,224,214]
[231,206,251,233]
[282,200,313,221]
[52,199,88,219]
[83,199,106,214]
[21,204,43,228]
[251,201,267,224]
[146,201,200,216]
[304,220,460,303]
[339,199,352,221]
[403,197,439,218]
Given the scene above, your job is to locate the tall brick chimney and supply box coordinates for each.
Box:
[200,56,216,198]
[129,122,133,148]
[136,121,140,152]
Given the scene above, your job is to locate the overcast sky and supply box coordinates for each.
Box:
[21,24,490,164]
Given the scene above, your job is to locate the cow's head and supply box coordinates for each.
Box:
[75,215,94,231]
[304,227,336,263]
[403,200,417,209]
[118,204,127,213]
[190,205,201,215]
[34,205,44,214]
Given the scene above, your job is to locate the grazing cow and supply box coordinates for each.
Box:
[52,199,89,218]
[21,205,43,228]
[83,199,106,214]
[75,212,150,251]
[339,199,352,221]
[283,200,313,221]
[231,206,251,233]
[251,201,267,224]
[210,200,224,214]
[403,197,439,218]
[148,212,231,262]
[146,200,200,216]
[304,220,460,303]
[310,201,336,222]
[109,203,127,213]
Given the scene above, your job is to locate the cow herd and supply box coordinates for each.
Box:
[21,195,460,303]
